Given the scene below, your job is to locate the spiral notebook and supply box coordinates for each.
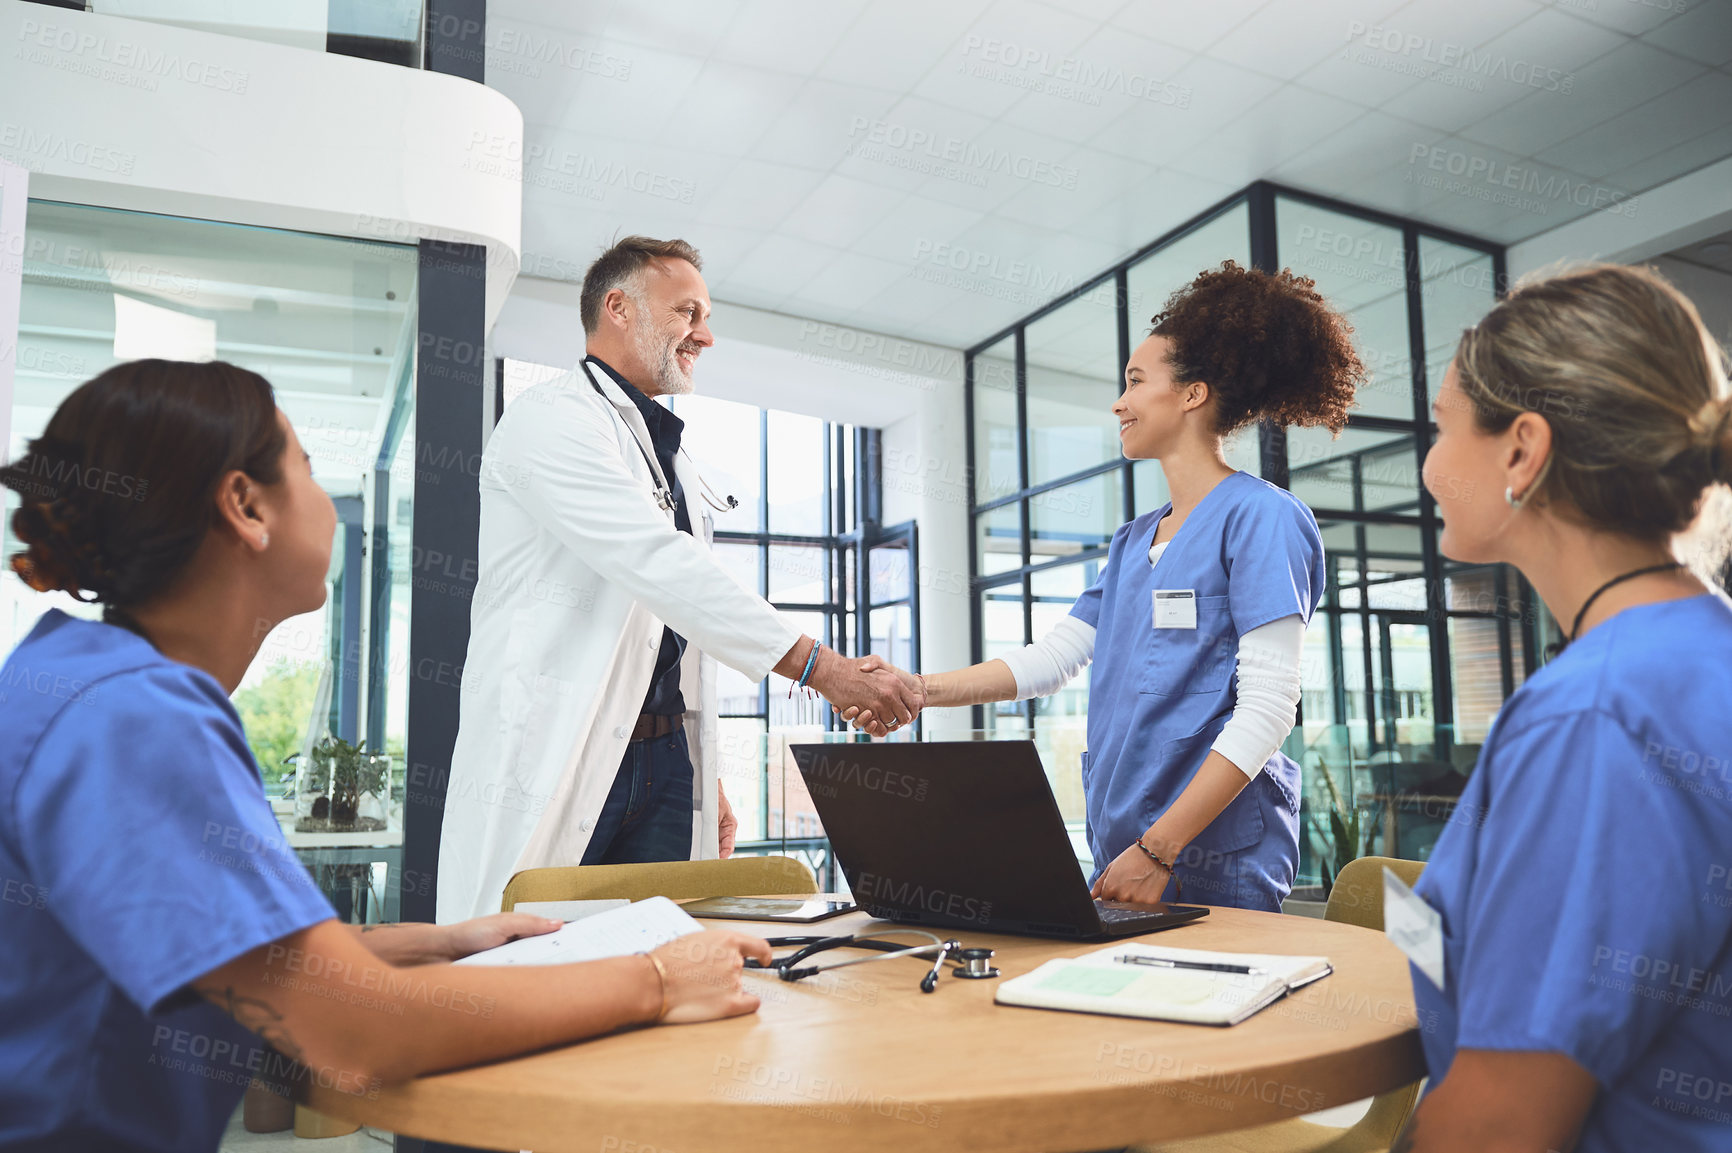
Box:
[995,941,1332,1026]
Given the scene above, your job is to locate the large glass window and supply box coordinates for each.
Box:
[1024,288,1122,487]
[970,336,1018,505]
[6,202,418,808]
[966,183,1530,886]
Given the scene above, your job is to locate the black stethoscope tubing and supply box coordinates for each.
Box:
[745,932,961,989]
[581,359,738,514]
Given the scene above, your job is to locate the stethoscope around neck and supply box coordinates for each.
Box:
[581,358,739,515]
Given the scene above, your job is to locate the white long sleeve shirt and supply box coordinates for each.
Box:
[999,542,1306,778]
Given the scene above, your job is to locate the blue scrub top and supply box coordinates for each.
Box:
[0,610,335,1153]
[1412,593,1732,1152]
[1070,470,1324,896]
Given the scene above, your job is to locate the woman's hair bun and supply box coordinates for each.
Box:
[1,359,286,608]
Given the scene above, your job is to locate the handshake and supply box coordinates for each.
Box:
[804,649,926,738]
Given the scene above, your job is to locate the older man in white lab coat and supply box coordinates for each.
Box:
[436,236,921,923]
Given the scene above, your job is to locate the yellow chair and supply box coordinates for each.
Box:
[1131,856,1427,1153]
[499,854,818,911]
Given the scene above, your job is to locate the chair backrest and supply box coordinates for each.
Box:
[1325,855,1425,931]
[499,855,818,912]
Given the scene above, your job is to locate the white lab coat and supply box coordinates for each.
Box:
[434,361,801,924]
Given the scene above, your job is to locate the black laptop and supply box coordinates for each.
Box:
[790,740,1208,940]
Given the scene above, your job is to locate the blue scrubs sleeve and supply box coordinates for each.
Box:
[1449,709,1726,1087]
[1070,521,1133,630]
[1223,494,1324,634]
[16,666,334,1015]
[1069,564,1107,629]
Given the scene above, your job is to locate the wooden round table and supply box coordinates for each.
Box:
[308,905,1426,1152]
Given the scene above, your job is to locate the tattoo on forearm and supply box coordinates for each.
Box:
[196,984,306,1064]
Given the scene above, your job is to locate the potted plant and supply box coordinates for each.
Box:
[1312,761,1375,897]
[295,737,390,832]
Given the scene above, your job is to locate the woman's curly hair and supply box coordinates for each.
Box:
[1150,260,1364,435]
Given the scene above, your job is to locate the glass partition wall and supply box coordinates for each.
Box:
[966,181,1547,887]
[5,199,419,834]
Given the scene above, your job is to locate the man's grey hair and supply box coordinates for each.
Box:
[579,235,703,334]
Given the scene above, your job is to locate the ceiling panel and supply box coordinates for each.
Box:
[488,0,1732,350]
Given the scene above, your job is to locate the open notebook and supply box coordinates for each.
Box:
[995,941,1332,1026]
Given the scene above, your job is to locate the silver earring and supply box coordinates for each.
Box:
[1504,486,1523,510]
[260,532,270,548]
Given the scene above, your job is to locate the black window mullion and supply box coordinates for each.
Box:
[1117,266,1135,524]
[1015,327,1033,731]
[1404,221,1453,758]
[1249,182,1288,489]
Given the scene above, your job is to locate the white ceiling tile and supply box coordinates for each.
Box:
[1552,0,1688,36]
[711,234,842,303]
[692,160,828,231]
[1536,68,1732,177]
[1641,1,1732,67]
[1397,133,1618,224]
[814,0,994,92]
[831,95,1001,194]
[1410,195,1539,244]
[495,0,1732,351]
[651,62,807,155]
[746,78,900,168]
[1168,86,1366,183]
[852,270,987,335]
[1060,170,1239,249]
[1269,110,1448,187]
[674,224,765,277]
[988,24,1197,143]
[1472,6,1630,77]
[1055,146,1170,214]
[1314,0,1536,106]
[909,0,1105,116]
[493,43,708,138]
[1601,121,1732,197]
[581,0,748,58]
[778,174,908,248]
[787,249,919,313]
[1207,0,1410,83]
[1109,0,1269,55]
[1295,39,1425,106]
[507,128,728,223]
[849,195,989,265]
[1087,54,1284,162]
[898,118,1083,214]
[1457,41,1704,156]
[709,0,871,74]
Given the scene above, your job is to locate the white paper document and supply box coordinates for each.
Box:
[454,896,702,967]
[1383,866,1446,991]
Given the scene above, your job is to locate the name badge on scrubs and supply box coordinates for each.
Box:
[1152,589,1197,630]
[1383,867,1446,991]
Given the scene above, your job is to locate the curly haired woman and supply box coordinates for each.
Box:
[850,260,1365,912]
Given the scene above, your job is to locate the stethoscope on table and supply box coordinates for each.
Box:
[744,930,1001,993]
[581,358,739,515]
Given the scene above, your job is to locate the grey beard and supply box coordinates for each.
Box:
[633,321,694,396]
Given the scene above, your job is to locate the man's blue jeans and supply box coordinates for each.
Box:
[580,726,695,864]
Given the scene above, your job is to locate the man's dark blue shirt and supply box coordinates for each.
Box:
[587,355,688,716]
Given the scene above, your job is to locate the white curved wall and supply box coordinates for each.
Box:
[0,0,522,322]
